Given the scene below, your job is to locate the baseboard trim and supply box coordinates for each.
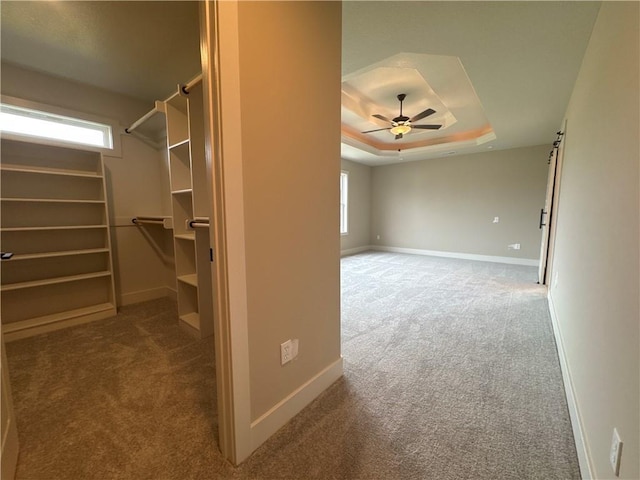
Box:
[118,286,175,306]
[250,357,344,451]
[547,292,593,479]
[340,246,371,257]
[3,304,117,342]
[371,245,539,266]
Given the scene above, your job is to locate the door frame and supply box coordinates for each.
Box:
[200,0,253,465]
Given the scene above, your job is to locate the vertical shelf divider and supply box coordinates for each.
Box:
[165,81,213,339]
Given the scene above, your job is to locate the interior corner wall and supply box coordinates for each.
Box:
[370,145,549,261]
[234,1,342,423]
[547,2,639,478]
[341,158,371,253]
[1,62,175,306]
[104,138,174,305]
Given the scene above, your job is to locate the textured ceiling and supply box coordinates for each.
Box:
[0,1,601,165]
[1,1,201,103]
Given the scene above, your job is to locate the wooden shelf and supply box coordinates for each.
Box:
[168,138,190,151]
[177,273,198,287]
[1,271,113,292]
[179,311,200,329]
[1,198,105,204]
[175,233,195,241]
[1,225,108,232]
[165,82,213,339]
[1,139,116,340]
[0,164,103,178]
[8,248,110,261]
[171,188,193,195]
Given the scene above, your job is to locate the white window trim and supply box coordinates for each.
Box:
[0,95,122,157]
[340,170,349,235]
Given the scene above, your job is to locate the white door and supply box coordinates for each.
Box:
[1,336,19,480]
[538,147,557,284]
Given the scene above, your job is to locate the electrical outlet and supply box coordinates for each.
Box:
[508,243,521,250]
[610,428,623,476]
[493,216,500,223]
[280,340,292,365]
[376,235,381,240]
[291,339,299,360]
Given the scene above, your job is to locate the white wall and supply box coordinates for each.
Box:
[370,145,549,261]
[215,1,342,459]
[1,62,175,306]
[236,0,342,422]
[548,2,639,478]
[341,158,371,253]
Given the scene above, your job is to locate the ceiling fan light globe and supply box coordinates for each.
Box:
[390,124,411,136]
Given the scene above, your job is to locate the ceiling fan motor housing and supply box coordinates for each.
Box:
[361,93,442,139]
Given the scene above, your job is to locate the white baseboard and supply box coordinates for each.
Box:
[250,357,343,451]
[340,246,371,257]
[3,304,117,342]
[371,245,539,266]
[547,292,593,479]
[118,286,175,306]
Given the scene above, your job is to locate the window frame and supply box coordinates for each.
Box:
[0,95,121,156]
[340,170,349,235]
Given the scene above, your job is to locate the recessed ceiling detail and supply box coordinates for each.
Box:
[341,53,495,164]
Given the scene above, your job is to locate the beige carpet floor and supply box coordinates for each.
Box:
[5,252,579,479]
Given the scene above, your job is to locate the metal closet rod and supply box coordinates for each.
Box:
[125,73,203,134]
[181,73,203,95]
[125,101,164,134]
[189,218,209,229]
[133,216,166,225]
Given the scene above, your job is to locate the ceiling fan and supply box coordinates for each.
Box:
[362,93,441,139]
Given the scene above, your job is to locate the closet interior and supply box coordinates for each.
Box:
[0,75,215,340]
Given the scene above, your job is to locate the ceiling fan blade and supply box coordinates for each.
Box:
[372,114,393,123]
[395,133,403,140]
[412,124,442,130]
[362,127,392,134]
[409,108,436,122]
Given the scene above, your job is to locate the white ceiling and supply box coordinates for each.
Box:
[1,1,601,165]
[342,1,601,165]
[1,1,201,103]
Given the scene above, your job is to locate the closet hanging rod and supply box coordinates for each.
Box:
[181,74,203,95]
[132,216,172,229]
[188,218,209,229]
[125,101,165,134]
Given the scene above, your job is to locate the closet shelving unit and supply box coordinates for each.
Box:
[0,138,117,341]
[165,80,213,339]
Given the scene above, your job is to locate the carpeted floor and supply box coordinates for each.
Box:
[5,252,579,479]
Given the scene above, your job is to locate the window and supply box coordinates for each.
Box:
[0,103,113,149]
[340,171,348,235]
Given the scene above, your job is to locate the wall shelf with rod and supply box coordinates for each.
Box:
[164,77,213,339]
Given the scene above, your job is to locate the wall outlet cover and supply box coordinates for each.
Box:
[280,340,292,365]
[610,428,623,476]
